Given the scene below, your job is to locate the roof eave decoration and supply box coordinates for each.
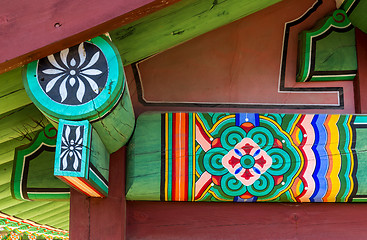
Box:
[22,35,135,197]
[297,9,357,82]
[0,213,69,239]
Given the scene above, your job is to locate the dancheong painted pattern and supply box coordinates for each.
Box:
[127,112,367,203]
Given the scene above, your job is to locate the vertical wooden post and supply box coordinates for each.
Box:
[69,147,126,239]
[355,28,367,113]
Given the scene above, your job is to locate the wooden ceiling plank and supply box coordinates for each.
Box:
[0,162,13,186]
[110,0,283,66]
[0,137,32,166]
[1,201,52,217]
[0,68,31,115]
[29,204,70,223]
[16,202,69,221]
[0,104,47,145]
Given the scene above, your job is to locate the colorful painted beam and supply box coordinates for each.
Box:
[54,120,109,198]
[297,9,357,82]
[11,124,70,201]
[127,112,367,202]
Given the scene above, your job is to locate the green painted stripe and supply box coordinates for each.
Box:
[89,169,108,196]
[354,115,367,124]
[167,113,173,201]
[27,192,70,200]
[310,75,356,81]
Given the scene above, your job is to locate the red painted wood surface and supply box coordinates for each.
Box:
[355,28,367,114]
[69,147,126,239]
[126,202,367,240]
[135,0,355,113]
[0,0,181,74]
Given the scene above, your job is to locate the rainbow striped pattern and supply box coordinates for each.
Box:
[161,113,364,202]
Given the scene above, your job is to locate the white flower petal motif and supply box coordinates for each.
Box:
[81,74,99,94]
[61,151,69,170]
[46,74,66,92]
[60,48,69,67]
[75,150,82,160]
[65,126,71,142]
[42,69,64,75]
[73,157,79,170]
[47,54,65,70]
[82,52,100,70]
[78,43,86,68]
[59,78,68,102]
[69,77,76,86]
[77,78,86,103]
[81,69,102,76]
[75,127,80,142]
[70,58,76,66]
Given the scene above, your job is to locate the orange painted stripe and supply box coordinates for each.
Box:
[61,176,103,197]
[172,113,188,201]
[323,115,334,201]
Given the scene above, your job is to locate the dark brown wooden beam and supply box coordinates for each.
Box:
[0,0,181,74]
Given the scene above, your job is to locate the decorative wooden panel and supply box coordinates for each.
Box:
[297,9,357,82]
[11,124,70,201]
[127,112,367,202]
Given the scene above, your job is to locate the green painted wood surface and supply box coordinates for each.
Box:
[0,68,31,116]
[0,137,31,166]
[314,29,357,72]
[126,113,162,200]
[0,104,46,145]
[342,0,367,33]
[110,0,283,66]
[297,9,356,82]
[92,87,135,153]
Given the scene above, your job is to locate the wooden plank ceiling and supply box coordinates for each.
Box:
[0,0,284,232]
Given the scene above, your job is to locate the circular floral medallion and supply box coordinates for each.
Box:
[37,42,108,105]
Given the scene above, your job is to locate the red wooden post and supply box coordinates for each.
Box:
[69,147,126,239]
[355,28,367,113]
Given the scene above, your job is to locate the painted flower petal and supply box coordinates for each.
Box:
[46,74,66,92]
[60,48,69,68]
[69,151,73,157]
[78,43,86,68]
[47,54,65,70]
[81,69,102,75]
[80,74,99,94]
[77,78,86,103]
[69,77,76,86]
[73,156,79,170]
[65,126,71,143]
[70,58,76,66]
[75,146,83,151]
[42,69,64,75]
[75,150,82,160]
[81,52,100,70]
[75,126,80,142]
[61,151,69,170]
[59,78,68,102]
[77,137,83,145]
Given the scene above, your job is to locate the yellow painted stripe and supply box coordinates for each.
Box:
[325,115,341,202]
[209,115,235,133]
[192,113,196,201]
[195,114,213,138]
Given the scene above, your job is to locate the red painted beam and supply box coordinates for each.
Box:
[127,201,367,239]
[0,0,181,74]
